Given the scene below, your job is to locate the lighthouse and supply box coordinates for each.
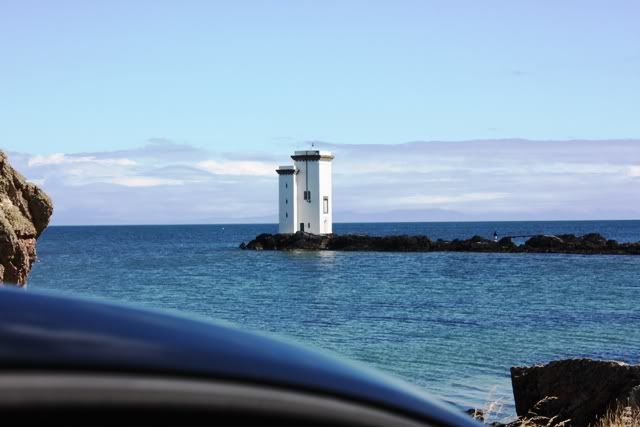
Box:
[276,150,334,235]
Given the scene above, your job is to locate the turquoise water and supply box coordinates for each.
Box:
[29,221,640,418]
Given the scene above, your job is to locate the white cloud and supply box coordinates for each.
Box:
[28,153,136,167]
[338,160,631,177]
[530,163,627,175]
[392,192,509,206]
[109,177,184,187]
[338,161,462,175]
[12,140,640,224]
[196,160,275,176]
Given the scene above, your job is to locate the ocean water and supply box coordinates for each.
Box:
[29,221,640,419]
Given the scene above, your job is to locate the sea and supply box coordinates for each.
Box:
[29,220,640,420]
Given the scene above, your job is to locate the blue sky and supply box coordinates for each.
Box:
[1,1,639,224]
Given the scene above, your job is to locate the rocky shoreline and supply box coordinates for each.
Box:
[470,359,640,427]
[0,151,53,285]
[240,232,640,255]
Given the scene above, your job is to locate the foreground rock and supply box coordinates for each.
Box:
[240,232,640,255]
[0,151,53,285]
[511,359,640,427]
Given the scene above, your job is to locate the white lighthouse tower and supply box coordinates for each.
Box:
[276,150,334,235]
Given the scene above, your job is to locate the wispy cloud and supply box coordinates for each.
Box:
[393,192,510,206]
[196,160,275,176]
[28,153,136,167]
[109,177,184,187]
[75,139,208,162]
[9,139,640,224]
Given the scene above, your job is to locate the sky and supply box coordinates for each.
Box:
[1,1,639,224]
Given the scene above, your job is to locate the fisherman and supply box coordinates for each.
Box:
[493,231,498,242]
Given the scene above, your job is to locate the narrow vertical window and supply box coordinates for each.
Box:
[323,196,329,214]
[286,212,288,218]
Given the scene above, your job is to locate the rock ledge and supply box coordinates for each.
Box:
[0,151,53,285]
[510,359,640,427]
[240,232,640,255]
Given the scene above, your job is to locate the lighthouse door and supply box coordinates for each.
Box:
[299,223,305,233]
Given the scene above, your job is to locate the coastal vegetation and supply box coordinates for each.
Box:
[470,359,640,427]
[591,406,640,427]
[479,406,640,427]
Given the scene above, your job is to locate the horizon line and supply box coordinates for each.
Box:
[45,218,640,227]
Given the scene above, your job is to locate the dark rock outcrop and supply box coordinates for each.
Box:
[511,359,640,427]
[523,235,566,251]
[241,232,640,255]
[0,151,53,285]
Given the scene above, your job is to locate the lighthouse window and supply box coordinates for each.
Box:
[323,196,329,214]
[286,199,288,204]
[286,212,288,218]
[285,183,287,189]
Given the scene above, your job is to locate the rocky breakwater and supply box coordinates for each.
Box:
[0,151,53,285]
[510,359,640,427]
[240,232,640,255]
